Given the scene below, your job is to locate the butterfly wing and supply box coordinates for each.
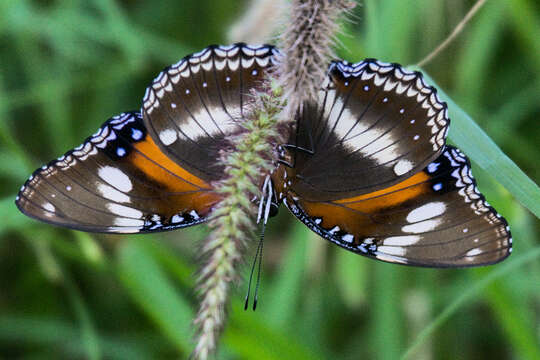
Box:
[290,60,449,201]
[142,43,278,183]
[16,112,220,233]
[285,146,511,267]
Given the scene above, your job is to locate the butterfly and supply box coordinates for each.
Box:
[15,43,511,267]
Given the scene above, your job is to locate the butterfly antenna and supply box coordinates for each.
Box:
[244,222,265,310]
[246,174,272,310]
[253,224,265,311]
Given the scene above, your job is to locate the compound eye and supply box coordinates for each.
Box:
[269,202,280,218]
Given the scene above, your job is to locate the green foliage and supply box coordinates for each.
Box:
[0,0,538,359]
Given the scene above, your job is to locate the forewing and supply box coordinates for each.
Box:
[16,112,220,233]
[291,60,449,201]
[142,43,278,182]
[285,146,511,267]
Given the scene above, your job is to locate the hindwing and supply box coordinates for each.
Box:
[285,146,511,267]
[16,112,219,233]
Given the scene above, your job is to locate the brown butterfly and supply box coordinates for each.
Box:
[16,44,511,267]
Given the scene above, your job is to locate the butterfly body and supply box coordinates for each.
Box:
[16,43,511,267]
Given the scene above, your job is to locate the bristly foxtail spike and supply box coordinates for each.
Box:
[192,71,286,359]
[194,0,353,356]
[276,0,356,120]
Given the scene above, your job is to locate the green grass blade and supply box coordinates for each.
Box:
[0,315,164,360]
[454,0,506,112]
[334,249,367,308]
[364,0,421,62]
[363,0,383,58]
[412,70,540,218]
[484,280,540,360]
[117,238,193,353]
[400,247,540,360]
[226,305,324,360]
[265,222,308,327]
[508,0,540,68]
[372,264,403,360]
[63,274,102,360]
[0,72,34,171]
[14,35,73,152]
[0,196,32,236]
[489,79,540,128]
[141,236,196,287]
[22,228,101,360]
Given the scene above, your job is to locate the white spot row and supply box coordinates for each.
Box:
[333,59,449,152]
[143,44,278,115]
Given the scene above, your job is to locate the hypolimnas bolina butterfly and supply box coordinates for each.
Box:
[16,44,511,267]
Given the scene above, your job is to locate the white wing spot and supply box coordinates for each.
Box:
[98,184,130,203]
[171,214,184,223]
[342,234,354,243]
[329,226,340,234]
[466,248,482,257]
[393,159,413,176]
[377,246,406,256]
[131,128,143,140]
[363,85,369,91]
[114,218,144,227]
[43,202,55,212]
[159,129,178,145]
[107,203,142,218]
[189,210,200,220]
[406,202,446,222]
[427,162,440,173]
[402,219,441,233]
[383,235,420,246]
[202,82,208,88]
[413,135,420,141]
[98,166,133,192]
[363,237,375,244]
[171,103,177,108]
[116,147,126,157]
[185,89,190,95]
[66,186,72,191]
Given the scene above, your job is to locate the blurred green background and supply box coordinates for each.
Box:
[1,0,539,359]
